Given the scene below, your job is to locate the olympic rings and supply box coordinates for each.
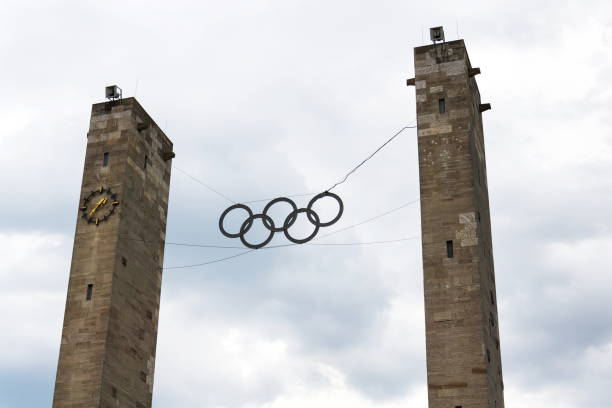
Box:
[262,197,298,232]
[283,208,320,245]
[218,192,343,248]
[219,204,253,238]
[239,214,275,249]
[307,191,343,227]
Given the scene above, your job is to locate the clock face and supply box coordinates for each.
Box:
[80,186,119,226]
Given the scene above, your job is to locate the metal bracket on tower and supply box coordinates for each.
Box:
[479,103,492,112]
[469,67,481,77]
[161,151,176,161]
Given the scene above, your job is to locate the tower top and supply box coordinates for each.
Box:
[414,39,467,56]
[90,97,173,155]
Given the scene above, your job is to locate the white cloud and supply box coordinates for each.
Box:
[0,232,69,369]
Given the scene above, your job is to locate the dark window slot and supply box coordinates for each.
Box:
[446,240,454,258]
[144,155,148,169]
[438,98,446,113]
[86,284,93,300]
[103,152,109,167]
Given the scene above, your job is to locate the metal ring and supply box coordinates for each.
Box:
[262,197,298,232]
[283,208,320,244]
[306,191,343,227]
[219,192,343,248]
[239,214,275,249]
[219,204,254,238]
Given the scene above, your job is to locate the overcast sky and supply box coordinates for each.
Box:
[1,0,612,407]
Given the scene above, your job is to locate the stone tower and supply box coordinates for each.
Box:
[408,37,505,407]
[53,97,174,407]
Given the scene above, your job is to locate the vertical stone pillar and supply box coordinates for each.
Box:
[53,97,174,407]
[412,40,505,408]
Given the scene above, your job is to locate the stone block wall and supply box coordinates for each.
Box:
[53,98,173,408]
[414,40,504,408]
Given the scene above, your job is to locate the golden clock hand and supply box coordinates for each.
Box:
[89,198,105,217]
[88,205,99,217]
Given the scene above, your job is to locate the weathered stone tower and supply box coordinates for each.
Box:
[53,97,174,407]
[408,36,505,408]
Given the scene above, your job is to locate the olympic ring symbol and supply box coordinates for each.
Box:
[219,191,344,249]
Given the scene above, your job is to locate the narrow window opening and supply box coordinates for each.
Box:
[438,98,446,113]
[487,348,491,363]
[490,312,496,328]
[490,290,495,305]
[144,155,148,169]
[446,240,454,258]
[455,406,463,408]
[121,256,127,266]
[103,152,109,167]
[111,386,117,399]
[146,310,153,320]
[477,210,481,223]
[86,284,93,300]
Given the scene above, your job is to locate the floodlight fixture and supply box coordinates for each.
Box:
[430,26,445,43]
[105,85,122,101]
